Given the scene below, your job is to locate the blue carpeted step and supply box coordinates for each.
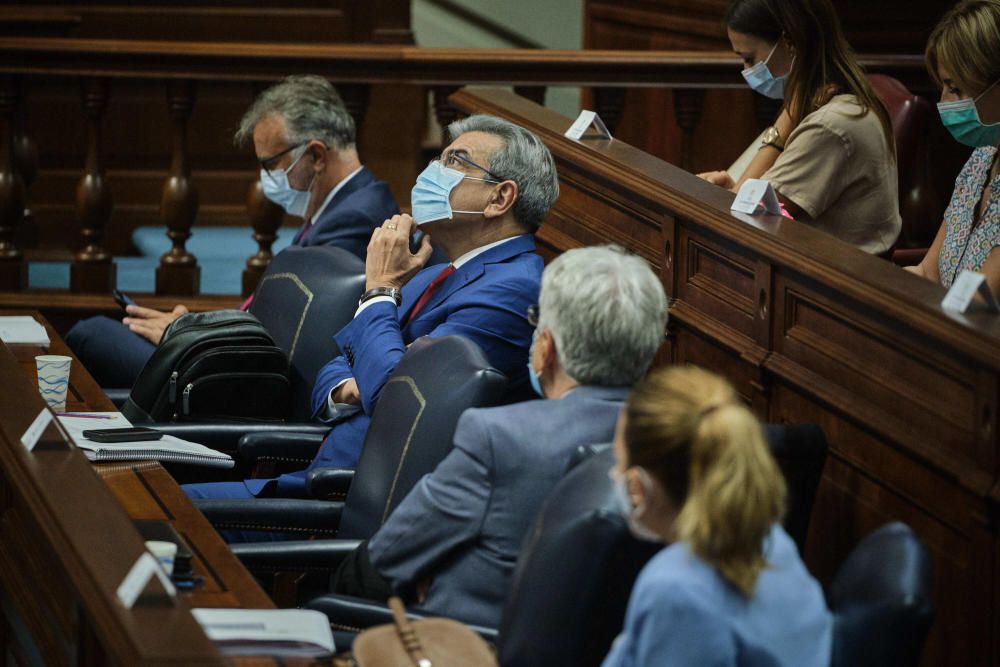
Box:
[28,256,243,295]
[131,226,293,260]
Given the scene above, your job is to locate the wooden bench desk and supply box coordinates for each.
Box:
[0,309,309,665]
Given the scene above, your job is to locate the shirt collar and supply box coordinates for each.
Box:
[310,165,364,222]
[451,234,527,270]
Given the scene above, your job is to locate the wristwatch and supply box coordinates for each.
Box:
[760,126,786,151]
[359,286,402,307]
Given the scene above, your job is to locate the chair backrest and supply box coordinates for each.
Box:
[867,73,939,249]
[337,336,508,539]
[248,245,366,420]
[761,423,827,552]
[828,521,934,667]
[497,447,661,667]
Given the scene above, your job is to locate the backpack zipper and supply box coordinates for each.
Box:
[182,383,193,415]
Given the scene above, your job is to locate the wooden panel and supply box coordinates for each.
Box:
[450,86,1000,666]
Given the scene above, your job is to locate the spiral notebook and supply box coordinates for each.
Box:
[57,412,234,468]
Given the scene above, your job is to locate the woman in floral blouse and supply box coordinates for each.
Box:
[907,0,1000,295]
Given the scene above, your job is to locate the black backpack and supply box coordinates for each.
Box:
[121,310,290,423]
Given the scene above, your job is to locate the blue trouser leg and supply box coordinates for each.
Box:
[183,479,302,543]
[65,316,155,388]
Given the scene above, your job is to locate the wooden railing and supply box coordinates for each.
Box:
[0,37,931,302]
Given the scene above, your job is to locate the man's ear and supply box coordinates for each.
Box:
[484,180,518,220]
[307,140,329,173]
[626,468,647,508]
[536,327,556,372]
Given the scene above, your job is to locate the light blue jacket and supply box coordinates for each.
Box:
[602,525,832,667]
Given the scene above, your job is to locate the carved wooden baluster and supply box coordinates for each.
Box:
[593,87,626,135]
[241,179,283,297]
[156,80,200,296]
[13,78,38,249]
[0,76,26,290]
[338,83,372,140]
[513,86,547,106]
[432,86,463,138]
[673,88,706,172]
[70,78,116,293]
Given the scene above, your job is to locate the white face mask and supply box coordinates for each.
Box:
[610,467,664,543]
[260,146,314,217]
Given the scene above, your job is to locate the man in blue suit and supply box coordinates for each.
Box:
[66,75,398,388]
[184,114,560,503]
[328,245,669,628]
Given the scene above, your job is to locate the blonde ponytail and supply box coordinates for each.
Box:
[625,366,786,596]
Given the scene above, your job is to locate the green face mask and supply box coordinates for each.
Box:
[937,78,1000,148]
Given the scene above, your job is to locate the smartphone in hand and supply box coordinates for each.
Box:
[112,289,136,311]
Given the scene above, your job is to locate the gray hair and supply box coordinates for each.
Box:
[235,75,355,150]
[538,245,668,387]
[447,114,559,231]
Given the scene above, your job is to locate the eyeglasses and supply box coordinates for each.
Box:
[257,142,306,176]
[438,150,504,183]
[527,304,539,327]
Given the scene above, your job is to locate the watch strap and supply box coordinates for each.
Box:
[359,286,402,307]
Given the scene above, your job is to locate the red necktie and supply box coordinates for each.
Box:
[406,265,456,324]
[294,217,314,245]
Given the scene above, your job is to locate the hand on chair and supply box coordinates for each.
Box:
[123,304,189,345]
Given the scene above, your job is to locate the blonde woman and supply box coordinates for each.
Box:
[699,0,900,255]
[603,366,831,667]
[905,0,1000,296]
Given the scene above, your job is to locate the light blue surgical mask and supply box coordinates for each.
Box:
[937,79,1000,148]
[741,40,792,100]
[527,330,544,398]
[260,146,314,217]
[610,467,663,543]
[410,160,497,225]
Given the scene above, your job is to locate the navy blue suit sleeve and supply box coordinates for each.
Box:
[368,410,493,585]
[310,355,354,422]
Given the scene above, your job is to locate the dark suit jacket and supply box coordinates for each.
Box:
[295,166,398,259]
[368,385,631,628]
[272,235,542,492]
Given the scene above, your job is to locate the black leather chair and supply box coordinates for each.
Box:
[828,521,934,667]
[144,246,365,458]
[201,335,507,558]
[246,245,366,420]
[297,422,828,653]
[760,423,827,552]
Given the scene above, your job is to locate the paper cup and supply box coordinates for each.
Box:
[145,540,177,576]
[35,355,72,411]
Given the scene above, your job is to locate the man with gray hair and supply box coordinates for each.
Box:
[184,114,558,502]
[326,245,668,628]
[66,75,397,388]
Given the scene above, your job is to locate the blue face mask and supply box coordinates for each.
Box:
[741,40,791,100]
[260,146,314,217]
[937,79,1000,148]
[527,330,544,398]
[410,160,496,225]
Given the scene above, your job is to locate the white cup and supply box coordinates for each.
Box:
[145,540,178,576]
[35,355,72,411]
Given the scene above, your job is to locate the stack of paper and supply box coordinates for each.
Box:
[192,608,335,658]
[0,316,50,346]
[57,412,234,469]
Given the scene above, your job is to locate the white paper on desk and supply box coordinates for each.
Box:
[0,315,50,346]
[942,270,1000,314]
[732,178,782,216]
[565,110,613,141]
[192,608,335,657]
[57,412,234,468]
[117,551,176,608]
